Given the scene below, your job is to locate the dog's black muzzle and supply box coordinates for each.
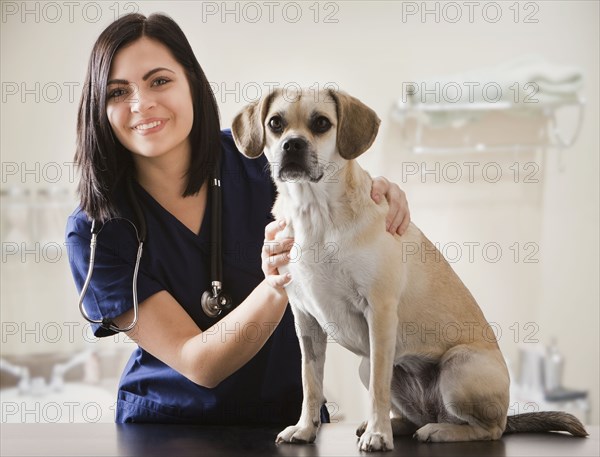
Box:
[278,136,321,182]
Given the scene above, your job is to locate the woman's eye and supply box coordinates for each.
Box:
[269,116,283,132]
[152,77,170,87]
[108,87,128,100]
[313,116,331,133]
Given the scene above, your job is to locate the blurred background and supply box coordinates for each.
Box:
[1,1,598,426]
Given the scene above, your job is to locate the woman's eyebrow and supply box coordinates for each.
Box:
[107,67,175,86]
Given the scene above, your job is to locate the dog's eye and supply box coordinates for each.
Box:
[268,116,283,133]
[313,116,332,133]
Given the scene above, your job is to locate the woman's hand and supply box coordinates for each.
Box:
[262,219,294,291]
[371,176,411,235]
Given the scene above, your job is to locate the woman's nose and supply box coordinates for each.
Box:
[129,84,156,112]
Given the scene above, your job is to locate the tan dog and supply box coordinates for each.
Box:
[231,88,587,452]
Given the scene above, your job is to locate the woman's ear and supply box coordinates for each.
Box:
[328,89,381,160]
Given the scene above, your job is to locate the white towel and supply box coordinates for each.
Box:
[397,55,583,128]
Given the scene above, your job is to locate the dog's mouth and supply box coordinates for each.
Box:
[274,136,324,183]
[277,150,323,183]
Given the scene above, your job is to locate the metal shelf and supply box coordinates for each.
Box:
[392,96,585,154]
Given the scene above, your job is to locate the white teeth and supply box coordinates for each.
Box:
[134,120,162,130]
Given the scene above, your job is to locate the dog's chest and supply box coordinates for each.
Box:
[281,229,373,356]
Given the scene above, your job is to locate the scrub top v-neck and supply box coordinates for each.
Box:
[66,129,304,424]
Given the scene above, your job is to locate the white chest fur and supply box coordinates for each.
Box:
[273,169,387,357]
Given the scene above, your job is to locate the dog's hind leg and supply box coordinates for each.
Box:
[276,307,327,445]
[391,410,420,436]
[390,384,420,436]
[413,345,510,443]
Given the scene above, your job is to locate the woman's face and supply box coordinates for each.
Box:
[106,37,194,163]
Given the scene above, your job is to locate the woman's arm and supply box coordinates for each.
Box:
[114,220,293,388]
[113,180,410,388]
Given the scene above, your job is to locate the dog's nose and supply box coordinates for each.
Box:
[282,137,307,153]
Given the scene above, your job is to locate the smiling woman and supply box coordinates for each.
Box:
[104,38,205,234]
[66,12,410,426]
[106,42,194,163]
[75,13,220,223]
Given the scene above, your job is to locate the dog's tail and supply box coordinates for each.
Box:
[504,412,588,437]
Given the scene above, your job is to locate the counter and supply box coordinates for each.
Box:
[1,423,598,456]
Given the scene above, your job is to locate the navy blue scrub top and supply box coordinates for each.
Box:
[66,129,326,425]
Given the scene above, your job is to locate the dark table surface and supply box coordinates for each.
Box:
[1,423,598,457]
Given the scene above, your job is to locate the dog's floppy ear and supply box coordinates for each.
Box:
[329,89,381,160]
[232,90,277,158]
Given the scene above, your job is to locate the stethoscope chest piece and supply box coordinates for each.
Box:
[201,281,233,318]
[79,165,233,332]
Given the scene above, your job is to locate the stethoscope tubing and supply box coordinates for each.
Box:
[78,168,226,333]
[78,222,143,333]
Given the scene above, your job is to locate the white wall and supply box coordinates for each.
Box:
[1,1,598,425]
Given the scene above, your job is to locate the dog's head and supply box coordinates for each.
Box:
[231,88,380,183]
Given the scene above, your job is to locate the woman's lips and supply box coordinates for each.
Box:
[131,118,168,135]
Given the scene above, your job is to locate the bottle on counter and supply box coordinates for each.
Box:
[544,338,564,392]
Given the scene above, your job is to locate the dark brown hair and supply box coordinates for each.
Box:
[75,13,221,221]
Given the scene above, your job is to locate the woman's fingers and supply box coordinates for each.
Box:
[389,187,410,235]
[370,176,389,204]
[262,219,294,289]
[264,219,286,241]
[371,177,411,236]
[264,251,293,269]
[262,237,295,259]
[265,272,293,289]
[397,200,411,235]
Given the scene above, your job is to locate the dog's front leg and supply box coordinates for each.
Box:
[276,306,327,445]
[359,301,398,452]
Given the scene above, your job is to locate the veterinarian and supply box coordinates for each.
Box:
[66,12,411,424]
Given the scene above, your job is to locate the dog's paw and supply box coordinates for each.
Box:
[276,425,317,445]
[413,423,451,442]
[413,424,435,442]
[357,430,394,452]
[356,420,368,437]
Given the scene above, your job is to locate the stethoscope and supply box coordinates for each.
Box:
[78,164,234,333]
